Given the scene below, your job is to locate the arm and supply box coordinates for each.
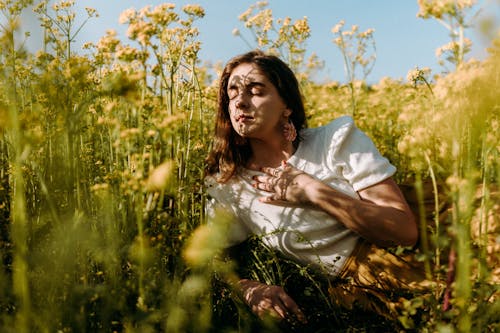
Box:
[237,279,306,323]
[225,242,307,323]
[304,175,418,247]
[243,168,416,322]
[255,162,418,248]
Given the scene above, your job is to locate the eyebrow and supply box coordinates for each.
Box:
[246,81,265,88]
[228,78,266,89]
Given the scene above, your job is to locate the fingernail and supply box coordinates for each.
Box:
[297,311,307,323]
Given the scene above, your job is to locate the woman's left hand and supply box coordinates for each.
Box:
[252,161,315,205]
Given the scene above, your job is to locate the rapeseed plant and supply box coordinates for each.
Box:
[0,0,498,332]
[235,0,322,80]
[331,19,376,115]
[417,0,477,69]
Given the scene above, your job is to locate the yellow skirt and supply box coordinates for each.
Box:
[330,238,435,320]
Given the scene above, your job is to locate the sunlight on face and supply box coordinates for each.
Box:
[227,63,288,141]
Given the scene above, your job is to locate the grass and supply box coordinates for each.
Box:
[0,1,499,332]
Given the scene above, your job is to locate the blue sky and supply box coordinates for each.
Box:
[26,0,500,83]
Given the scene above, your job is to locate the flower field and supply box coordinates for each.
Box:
[0,0,498,332]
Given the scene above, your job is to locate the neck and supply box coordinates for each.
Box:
[246,138,295,170]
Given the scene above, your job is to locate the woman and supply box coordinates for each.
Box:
[205,50,427,324]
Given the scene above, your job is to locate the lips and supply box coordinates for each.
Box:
[236,114,254,122]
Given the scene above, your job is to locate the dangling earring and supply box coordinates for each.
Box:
[283,120,297,142]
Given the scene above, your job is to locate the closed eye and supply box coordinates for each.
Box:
[228,86,239,99]
[250,85,263,96]
[227,81,266,100]
[248,82,265,96]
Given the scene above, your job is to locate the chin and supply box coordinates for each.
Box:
[237,129,251,137]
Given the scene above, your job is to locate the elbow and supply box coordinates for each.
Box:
[401,213,419,247]
[402,229,419,248]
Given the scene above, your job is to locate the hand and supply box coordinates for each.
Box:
[238,279,307,323]
[252,161,314,205]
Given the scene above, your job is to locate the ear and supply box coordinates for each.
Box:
[283,108,292,117]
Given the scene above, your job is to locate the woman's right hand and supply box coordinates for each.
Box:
[253,161,316,205]
[237,279,307,323]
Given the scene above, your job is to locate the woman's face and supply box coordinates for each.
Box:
[227,62,290,142]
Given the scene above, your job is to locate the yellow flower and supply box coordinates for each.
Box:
[85,7,98,18]
[148,4,178,25]
[293,17,310,34]
[52,0,74,11]
[145,160,175,192]
[138,5,151,18]
[358,28,375,38]
[119,8,136,24]
[238,7,253,22]
[183,209,233,267]
[331,20,345,34]
[91,183,109,192]
[146,129,157,137]
[417,0,476,19]
[332,36,343,46]
[406,66,431,83]
[182,4,205,18]
[119,128,140,139]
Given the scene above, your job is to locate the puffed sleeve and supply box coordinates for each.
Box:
[325,116,396,191]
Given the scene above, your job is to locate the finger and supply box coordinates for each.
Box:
[254,303,283,321]
[272,302,288,320]
[267,177,278,191]
[278,181,288,200]
[258,188,291,204]
[261,166,280,177]
[282,160,295,173]
[279,293,307,323]
[252,174,276,185]
[251,175,266,187]
[252,176,279,192]
[259,194,280,203]
[260,166,273,175]
[253,184,272,193]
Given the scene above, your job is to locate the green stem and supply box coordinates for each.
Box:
[414,172,432,280]
[8,81,30,333]
[4,20,31,331]
[424,153,440,277]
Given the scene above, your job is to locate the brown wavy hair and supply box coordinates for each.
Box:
[205,50,307,183]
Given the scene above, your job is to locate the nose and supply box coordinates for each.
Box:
[234,92,249,109]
